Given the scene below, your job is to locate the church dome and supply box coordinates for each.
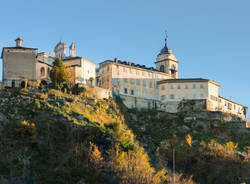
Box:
[158,44,172,55]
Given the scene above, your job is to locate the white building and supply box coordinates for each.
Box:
[158,78,245,118]
[54,42,97,85]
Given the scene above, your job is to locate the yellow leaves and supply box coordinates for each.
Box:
[186,134,192,147]
[224,141,238,152]
[152,168,168,184]
[21,120,28,126]
[108,143,163,184]
[18,120,37,143]
[21,120,35,127]
[88,142,103,170]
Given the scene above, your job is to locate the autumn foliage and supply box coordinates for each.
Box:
[50,58,70,85]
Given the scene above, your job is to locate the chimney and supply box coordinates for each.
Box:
[15,37,23,47]
[114,58,118,63]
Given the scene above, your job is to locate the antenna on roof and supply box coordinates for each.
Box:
[165,30,168,46]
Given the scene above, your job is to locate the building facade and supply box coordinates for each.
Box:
[96,39,178,100]
[158,78,244,118]
[97,37,246,119]
[54,42,97,85]
[1,39,97,87]
[1,38,54,87]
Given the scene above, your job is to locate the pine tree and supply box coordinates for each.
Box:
[50,58,69,85]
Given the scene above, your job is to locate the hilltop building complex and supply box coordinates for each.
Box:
[0,37,246,119]
[97,38,246,119]
[1,38,96,87]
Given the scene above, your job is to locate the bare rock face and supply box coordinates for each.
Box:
[192,121,208,132]
[177,125,191,133]
[87,98,97,106]
[77,178,87,184]
[0,112,7,122]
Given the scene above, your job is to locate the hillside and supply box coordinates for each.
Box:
[0,88,249,184]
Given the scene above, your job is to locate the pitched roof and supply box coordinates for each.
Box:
[1,47,38,58]
[158,78,221,86]
[98,59,168,75]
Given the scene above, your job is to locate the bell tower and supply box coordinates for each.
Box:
[69,42,76,57]
[54,41,67,58]
[155,33,178,79]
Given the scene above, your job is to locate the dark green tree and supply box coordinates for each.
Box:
[50,58,68,85]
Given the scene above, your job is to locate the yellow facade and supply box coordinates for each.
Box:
[97,60,171,100]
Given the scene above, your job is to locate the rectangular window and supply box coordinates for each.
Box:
[130,68,133,73]
[161,95,166,101]
[123,67,127,72]
[116,65,119,75]
[124,78,128,83]
[200,84,204,89]
[185,84,189,89]
[124,88,128,94]
[177,84,181,89]
[193,84,196,89]
[148,72,151,77]
[156,94,159,100]
[143,91,146,98]
[150,93,153,99]
[143,80,146,87]
[142,71,145,76]
[130,89,134,95]
[193,94,196,99]
[161,85,165,90]
[210,95,218,101]
[149,81,153,88]
[200,93,204,98]
[136,79,140,86]
[178,94,181,100]
[137,90,140,97]
[170,94,175,100]
[185,94,189,99]
[130,78,135,84]
[170,84,174,89]
[136,70,139,75]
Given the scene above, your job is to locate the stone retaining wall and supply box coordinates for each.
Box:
[118,94,244,121]
[79,84,112,99]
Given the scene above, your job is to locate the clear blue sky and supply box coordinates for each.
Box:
[0,0,249,118]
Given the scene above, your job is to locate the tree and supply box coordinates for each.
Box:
[89,77,94,87]
[66,67,75,87]
[186,134,192,147]
[224,141,238,152]
[243,106,248,118]
[88,142,103,170]
[49,58,68,85]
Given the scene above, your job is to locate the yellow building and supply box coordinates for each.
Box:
[97,36,246,119]
[97,39,178,100]
[158,78,245,118]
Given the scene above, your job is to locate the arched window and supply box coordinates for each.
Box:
[160,65,165,72]
[40,67,45,77]
[170,65,176,75]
